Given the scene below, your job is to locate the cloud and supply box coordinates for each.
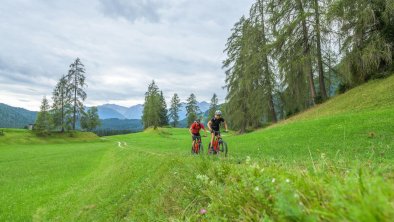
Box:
[0,0,254,111]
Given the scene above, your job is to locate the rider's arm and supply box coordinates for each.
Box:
[189,125,193,135]
[224,121,228,132]
[201,123,207,136]
[207,120,212,132]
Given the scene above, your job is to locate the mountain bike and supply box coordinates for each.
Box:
[208,131,228,157]
[191,135,204,155]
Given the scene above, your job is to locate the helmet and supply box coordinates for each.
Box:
[195,119,201,123]
[215,110,222,116]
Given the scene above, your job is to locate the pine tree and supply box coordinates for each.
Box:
[142,81,161,129]
[81,107,101,131]
[67,58,87,130]
[186,93,200,126]
[169,93,181,127]
[208,93,219,118]
[159,91,169,126]
[34,96,52,136]
[52,75,71,132]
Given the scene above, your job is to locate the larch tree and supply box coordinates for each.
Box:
[52,75,71,132]
[250,0,278,123]
[224,17,265,133]
[329,0,393,85]
[67,58,87,130]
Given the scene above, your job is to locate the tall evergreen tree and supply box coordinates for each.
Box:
[34,96,52,136]
[169,93,181,127]
[159,91,169,126]
[314,0,328,100]
[67,58,87,130]
[185,93,200,126]
[208,93,219,118]
[52,75,71,132]
[224,17,264,133]
[142,81,161,129]
[81,107,101,131]
[250,0,278,123]
[329,0,393,85]
[268,0,324,106]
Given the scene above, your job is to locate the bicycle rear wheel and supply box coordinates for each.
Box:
[219,141,228,157]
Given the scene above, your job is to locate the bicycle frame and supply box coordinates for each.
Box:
[192,136,202,153]
[211,131,222,152]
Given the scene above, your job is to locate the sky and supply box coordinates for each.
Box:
[0,0,254,111]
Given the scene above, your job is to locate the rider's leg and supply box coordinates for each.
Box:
[210,132,215,149]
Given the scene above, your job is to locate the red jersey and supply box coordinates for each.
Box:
[190,122,205,134]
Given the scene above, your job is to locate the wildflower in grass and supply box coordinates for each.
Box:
[321,153,326,159]
[251,163,260,170]
[272,178,276,183]
[255,186,260,191]
[199,208,207,215]
[196,174,209,184]
[246,156,251,164]
[286,179,290,183]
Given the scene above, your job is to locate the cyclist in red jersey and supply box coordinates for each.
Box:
[189,117,207,148]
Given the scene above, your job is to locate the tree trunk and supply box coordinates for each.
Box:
[296,0,317,105]
[61,92,64,133]
[314,0,328,100]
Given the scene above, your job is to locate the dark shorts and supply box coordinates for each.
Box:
[192,133,201,140]
[211,130,220,136]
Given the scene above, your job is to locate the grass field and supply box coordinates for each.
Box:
[1,75,394,221]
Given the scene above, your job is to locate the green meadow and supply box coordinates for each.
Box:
[1,75,394,221]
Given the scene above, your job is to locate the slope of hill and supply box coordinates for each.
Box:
[0,103,37,128]
[1,76,393,221]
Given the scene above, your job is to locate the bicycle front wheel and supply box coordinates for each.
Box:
[199,143,204,155]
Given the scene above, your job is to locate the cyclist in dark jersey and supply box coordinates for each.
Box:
[207,110,228,150]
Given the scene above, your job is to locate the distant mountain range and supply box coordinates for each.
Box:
[96,101,210,120]
[0,101,212,130]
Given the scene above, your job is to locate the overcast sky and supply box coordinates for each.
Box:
[0,0,254,111]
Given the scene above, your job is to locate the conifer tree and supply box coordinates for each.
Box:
[67,58,87,130]
[169,93,181,127]
[159,91,169,126]
[34,96,52,136]
[185,93,199,126]
[81,107,101,131]
[142,81,161,129]
[52,75,71,132]
[208,93,219,118]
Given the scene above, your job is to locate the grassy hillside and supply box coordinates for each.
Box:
[0,76,393,221]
